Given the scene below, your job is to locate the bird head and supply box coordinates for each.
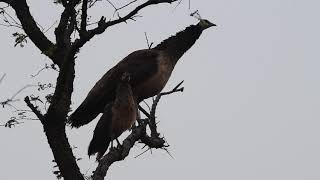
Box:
[198,19,216,30]
[120,72,131,82]
[190,10,216,30]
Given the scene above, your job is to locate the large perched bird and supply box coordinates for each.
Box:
[88,72,138,160]
[69,19,215,128]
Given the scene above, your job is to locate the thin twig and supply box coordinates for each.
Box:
[173,0,183,10]
[0,73,6,84]
[31,63,59,78]
[43,20,58,34]
[134,147,151,158]
[10,84,36,100]
[0,23,22,28]
[106,0,139,16]
[2,9,22,28]
[138,105,151,119]
[105,0,117,10]
[162,147,174,159]
[24,96,44,122]
[88,0,101,8]
[116,0,139,12]
[144,32,153,49]
[142,100,151,111]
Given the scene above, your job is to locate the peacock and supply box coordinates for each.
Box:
[68,18,215,128]
[88,72,138,160]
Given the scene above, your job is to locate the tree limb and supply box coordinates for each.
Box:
[80,0,88,34]
[149,80,184,137]
[24,96,45,122]
[44,123,85,180]
[55,2,77,49]
[4,0,57,63]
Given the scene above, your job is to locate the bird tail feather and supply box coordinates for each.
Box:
[67,102,101,128]
[87,104,113,160]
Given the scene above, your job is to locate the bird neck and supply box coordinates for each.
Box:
[153,24,203,63]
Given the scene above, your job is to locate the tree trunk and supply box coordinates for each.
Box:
[44,122,84,180]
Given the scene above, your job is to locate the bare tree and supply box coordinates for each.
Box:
[0,0,183,180]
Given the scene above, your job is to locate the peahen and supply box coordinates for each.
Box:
[69,19,216,128]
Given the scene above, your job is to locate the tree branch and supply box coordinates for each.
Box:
[44,123,85,180]
[71,0,178,54]
[55,2,77,49]
[80,0,88,34]
[24,96,45,122]
[24,92,84,180]
[149,80,184,137]
[5,0,57,62]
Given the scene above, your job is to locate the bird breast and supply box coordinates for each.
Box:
[134,53,174,100]
[111,95,137,138]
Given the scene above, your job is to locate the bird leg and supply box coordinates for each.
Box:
[116,138,121,146]
[110,135,117,150]
[110,137,122,149]
[110,139,114,149]
[113,138,124,152]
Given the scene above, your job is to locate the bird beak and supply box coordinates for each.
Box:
[209,22,217,27]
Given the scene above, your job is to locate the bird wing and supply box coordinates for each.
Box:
[68,49,159,128]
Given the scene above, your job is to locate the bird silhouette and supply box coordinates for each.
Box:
[68,19,216,128]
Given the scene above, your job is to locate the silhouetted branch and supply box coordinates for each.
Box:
[0,117,24,128]
[0,73,5,84]
[71,0,178,54]
[144,32,154,49]
[24,96,45,122]
[0,84,36,109]
[31,63,59,78]
[0,6,22,28]
[106,0,139,16]
[149,80,184,137]
[80,0,88,33]
[2,0,56,61]
[173,0,183,10]
[55,2,75,48]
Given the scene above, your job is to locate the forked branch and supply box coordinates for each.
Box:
[24,96,45,122]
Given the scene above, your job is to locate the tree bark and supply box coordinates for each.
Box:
[44,123,84,180]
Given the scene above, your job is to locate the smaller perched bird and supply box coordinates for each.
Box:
[88,72,138,160]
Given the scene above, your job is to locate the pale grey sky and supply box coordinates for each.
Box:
[1,0,320,179]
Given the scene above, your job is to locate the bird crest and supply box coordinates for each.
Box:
[190,10,216,29]
[190,10,202,20]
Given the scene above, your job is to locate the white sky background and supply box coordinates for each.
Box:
[1,0,320,179]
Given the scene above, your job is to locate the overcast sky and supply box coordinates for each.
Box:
[1,0,320,179]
